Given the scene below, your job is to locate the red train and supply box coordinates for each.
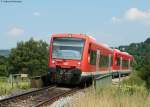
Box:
[48,34,133,85]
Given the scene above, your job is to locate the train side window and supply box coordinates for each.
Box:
[122,59,128,67]
[99,55,109,67]
[90,50,97,65]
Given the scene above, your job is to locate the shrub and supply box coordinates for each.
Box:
[138,54,150,89]
[122,71,145,87]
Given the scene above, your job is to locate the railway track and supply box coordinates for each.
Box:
[0,76,127,107]
[34,87,80,107]
[0,86,80,107]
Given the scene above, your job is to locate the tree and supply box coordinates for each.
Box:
[138,53,150,89]
[8,38,49,77]
[0,56,8,76]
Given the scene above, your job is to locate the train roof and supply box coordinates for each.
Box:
[114,49,133,60]
[51,33,113,52]
[51,33,94,40]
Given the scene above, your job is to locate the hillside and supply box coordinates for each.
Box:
[0,50,10,57]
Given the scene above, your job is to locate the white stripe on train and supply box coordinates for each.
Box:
[81,70,132,76]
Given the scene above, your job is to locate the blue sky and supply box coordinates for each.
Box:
[0,0,150,49]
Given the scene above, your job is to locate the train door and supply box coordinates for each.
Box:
[128,59,131,70]
[96,50,100,71]
[108,54,112,73]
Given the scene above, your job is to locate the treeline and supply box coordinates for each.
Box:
[0,38,49,77]
[119,38,150,89]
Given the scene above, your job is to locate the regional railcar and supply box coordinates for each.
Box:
[48,34,113,85]
[112,49,133,77]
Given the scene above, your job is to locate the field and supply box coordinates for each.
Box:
[74,85,150,107]
[0,77,30,96]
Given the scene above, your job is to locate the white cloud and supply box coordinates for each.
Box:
[112,8,150,23]
[33,12,40,16]
[8,27,24,37]
[125,8,150,21]
[111,16,121,23]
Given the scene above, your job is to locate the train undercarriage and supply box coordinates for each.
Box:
[48,67,82,85]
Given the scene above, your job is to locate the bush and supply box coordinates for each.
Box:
[8,38,48,76]
[138,54,150,89]
[122,71,145,87]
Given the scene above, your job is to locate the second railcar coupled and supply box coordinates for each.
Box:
[48,34,133,85]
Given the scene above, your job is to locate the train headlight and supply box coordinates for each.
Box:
[78,62,81,65]
[52,60,55,64]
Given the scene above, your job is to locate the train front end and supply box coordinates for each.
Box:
[48,34,85,85]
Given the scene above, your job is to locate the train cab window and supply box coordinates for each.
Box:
[99,55,109,67]
[52,37,85,60]
[89,50,97,65]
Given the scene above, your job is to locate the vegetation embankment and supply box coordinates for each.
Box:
[74,85,150,107]
[72,71,149,107]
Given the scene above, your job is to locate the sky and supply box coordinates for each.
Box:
[0,0,150,49]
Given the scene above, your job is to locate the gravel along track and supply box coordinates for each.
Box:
[34,87,80,107]
[0,86,80,107]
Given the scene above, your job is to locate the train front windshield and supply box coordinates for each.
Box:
[52,37,85,60]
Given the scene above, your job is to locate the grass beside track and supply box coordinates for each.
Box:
[0,77,30,96]
[74,85,150,107]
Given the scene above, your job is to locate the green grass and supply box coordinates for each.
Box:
[0,77,30,96]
